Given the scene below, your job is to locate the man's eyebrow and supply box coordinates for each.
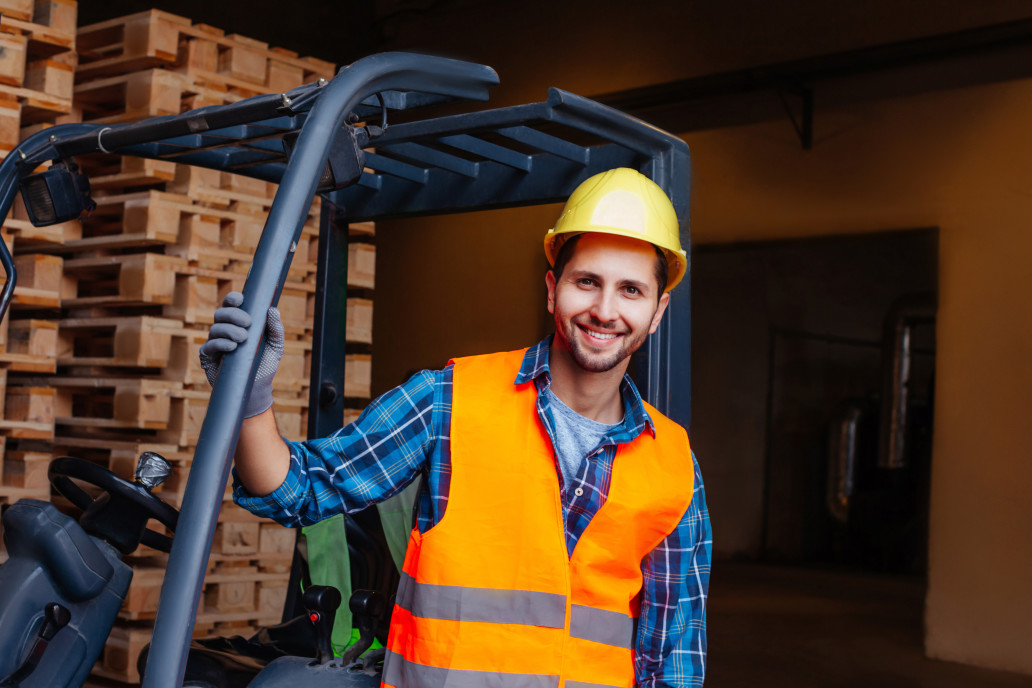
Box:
[566,268,601,281]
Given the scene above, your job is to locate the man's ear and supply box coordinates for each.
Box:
[648,292,670,334]
[545,270,557,314]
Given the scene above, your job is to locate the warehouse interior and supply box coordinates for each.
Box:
[9,0,1032,685]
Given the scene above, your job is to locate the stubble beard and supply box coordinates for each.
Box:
[560,316,651,374]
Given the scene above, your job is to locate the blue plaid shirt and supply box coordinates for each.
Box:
[235,336,712,686]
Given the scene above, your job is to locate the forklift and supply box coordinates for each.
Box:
[0,52,691,687]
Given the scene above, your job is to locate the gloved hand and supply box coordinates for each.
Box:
[198,291,284,418]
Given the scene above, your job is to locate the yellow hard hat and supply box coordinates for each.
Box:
[544,168,686,292]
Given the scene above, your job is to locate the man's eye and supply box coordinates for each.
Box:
[577,278,596,287]
[624,286,640,295]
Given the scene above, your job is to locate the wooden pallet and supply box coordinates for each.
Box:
[61,253,183,308]
[74,67,229,123]
[58,315,182,368]
[42,376,180,431]
[76,10,334,88]
[0,76,72,123]
[67,190,203,250]
[78,154,176,190]
[168,164,276,208]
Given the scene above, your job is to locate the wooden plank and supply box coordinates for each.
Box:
[99,624,151,685]
[0,0,34,22]
[0,32,28,87]
[23,56,73,101]
[271,395,306,442]
[0,97,20,150]
[217,34,267,86]
[0,80,71,122]
[258,580,289,618]
[348,242,375,289]
[343,408,362,426]
[0,319,57,372]
[33,0,77,35]
[345,354,372,400]
[1,449,51,489]
[259,522,295,557]
[158,386,208,448]
[204,575,256,613]
[346,297,373,344]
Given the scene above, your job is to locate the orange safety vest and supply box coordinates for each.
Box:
[383,349,694,688]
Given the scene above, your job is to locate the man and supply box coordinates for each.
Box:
[201,167,712,687]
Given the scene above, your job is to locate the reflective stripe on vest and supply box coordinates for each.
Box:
[569,605,635,649]
[384,650,560,688]
[397,571,633,646]
[397,571,567,628]
[383,349,695,688]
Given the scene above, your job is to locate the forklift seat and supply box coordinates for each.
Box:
[0,500,132,688]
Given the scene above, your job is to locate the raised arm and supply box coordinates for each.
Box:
[198,291,290,495]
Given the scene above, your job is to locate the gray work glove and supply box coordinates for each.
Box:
[198,291,284,418]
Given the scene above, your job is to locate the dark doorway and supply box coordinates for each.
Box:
[690,228,938,573]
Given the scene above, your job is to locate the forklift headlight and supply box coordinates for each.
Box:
[19,160,96,226]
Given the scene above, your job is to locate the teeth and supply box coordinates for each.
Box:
[586,330,618,339]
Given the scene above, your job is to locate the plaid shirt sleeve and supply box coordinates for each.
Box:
[232,368,443,527]
[636,451,712,687]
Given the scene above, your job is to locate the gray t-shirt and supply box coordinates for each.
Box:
[545,387,622,489]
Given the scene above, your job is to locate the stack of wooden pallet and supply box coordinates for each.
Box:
[0,9,377,685]
[0,0,78,514]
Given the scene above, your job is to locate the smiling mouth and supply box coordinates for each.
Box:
[578,324,623,342]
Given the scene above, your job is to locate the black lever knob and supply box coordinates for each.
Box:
[339,590,387,665]
[0,603,71,686]
[40,602,71,641]
[303,585,341,665]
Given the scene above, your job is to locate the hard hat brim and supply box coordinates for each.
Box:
[544,228,686,292]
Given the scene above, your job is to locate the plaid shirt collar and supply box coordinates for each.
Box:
[515,336,657,441]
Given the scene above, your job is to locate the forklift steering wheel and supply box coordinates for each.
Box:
[48,456,179,553]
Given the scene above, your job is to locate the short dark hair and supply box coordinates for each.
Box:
[551,233,668,297]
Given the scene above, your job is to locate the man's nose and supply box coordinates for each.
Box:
[590,288,619,323]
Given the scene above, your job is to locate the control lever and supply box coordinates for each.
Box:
[0,603,71,686]
[339,590,386,665]
[302,585,341,665]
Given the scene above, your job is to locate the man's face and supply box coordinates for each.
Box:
[546,233,670,374]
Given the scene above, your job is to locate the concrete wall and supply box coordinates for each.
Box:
[368,2,1032,675]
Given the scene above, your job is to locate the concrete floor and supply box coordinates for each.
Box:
[707,563,1032,687]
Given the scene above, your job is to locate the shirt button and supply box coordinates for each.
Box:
[574,487,584,497]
